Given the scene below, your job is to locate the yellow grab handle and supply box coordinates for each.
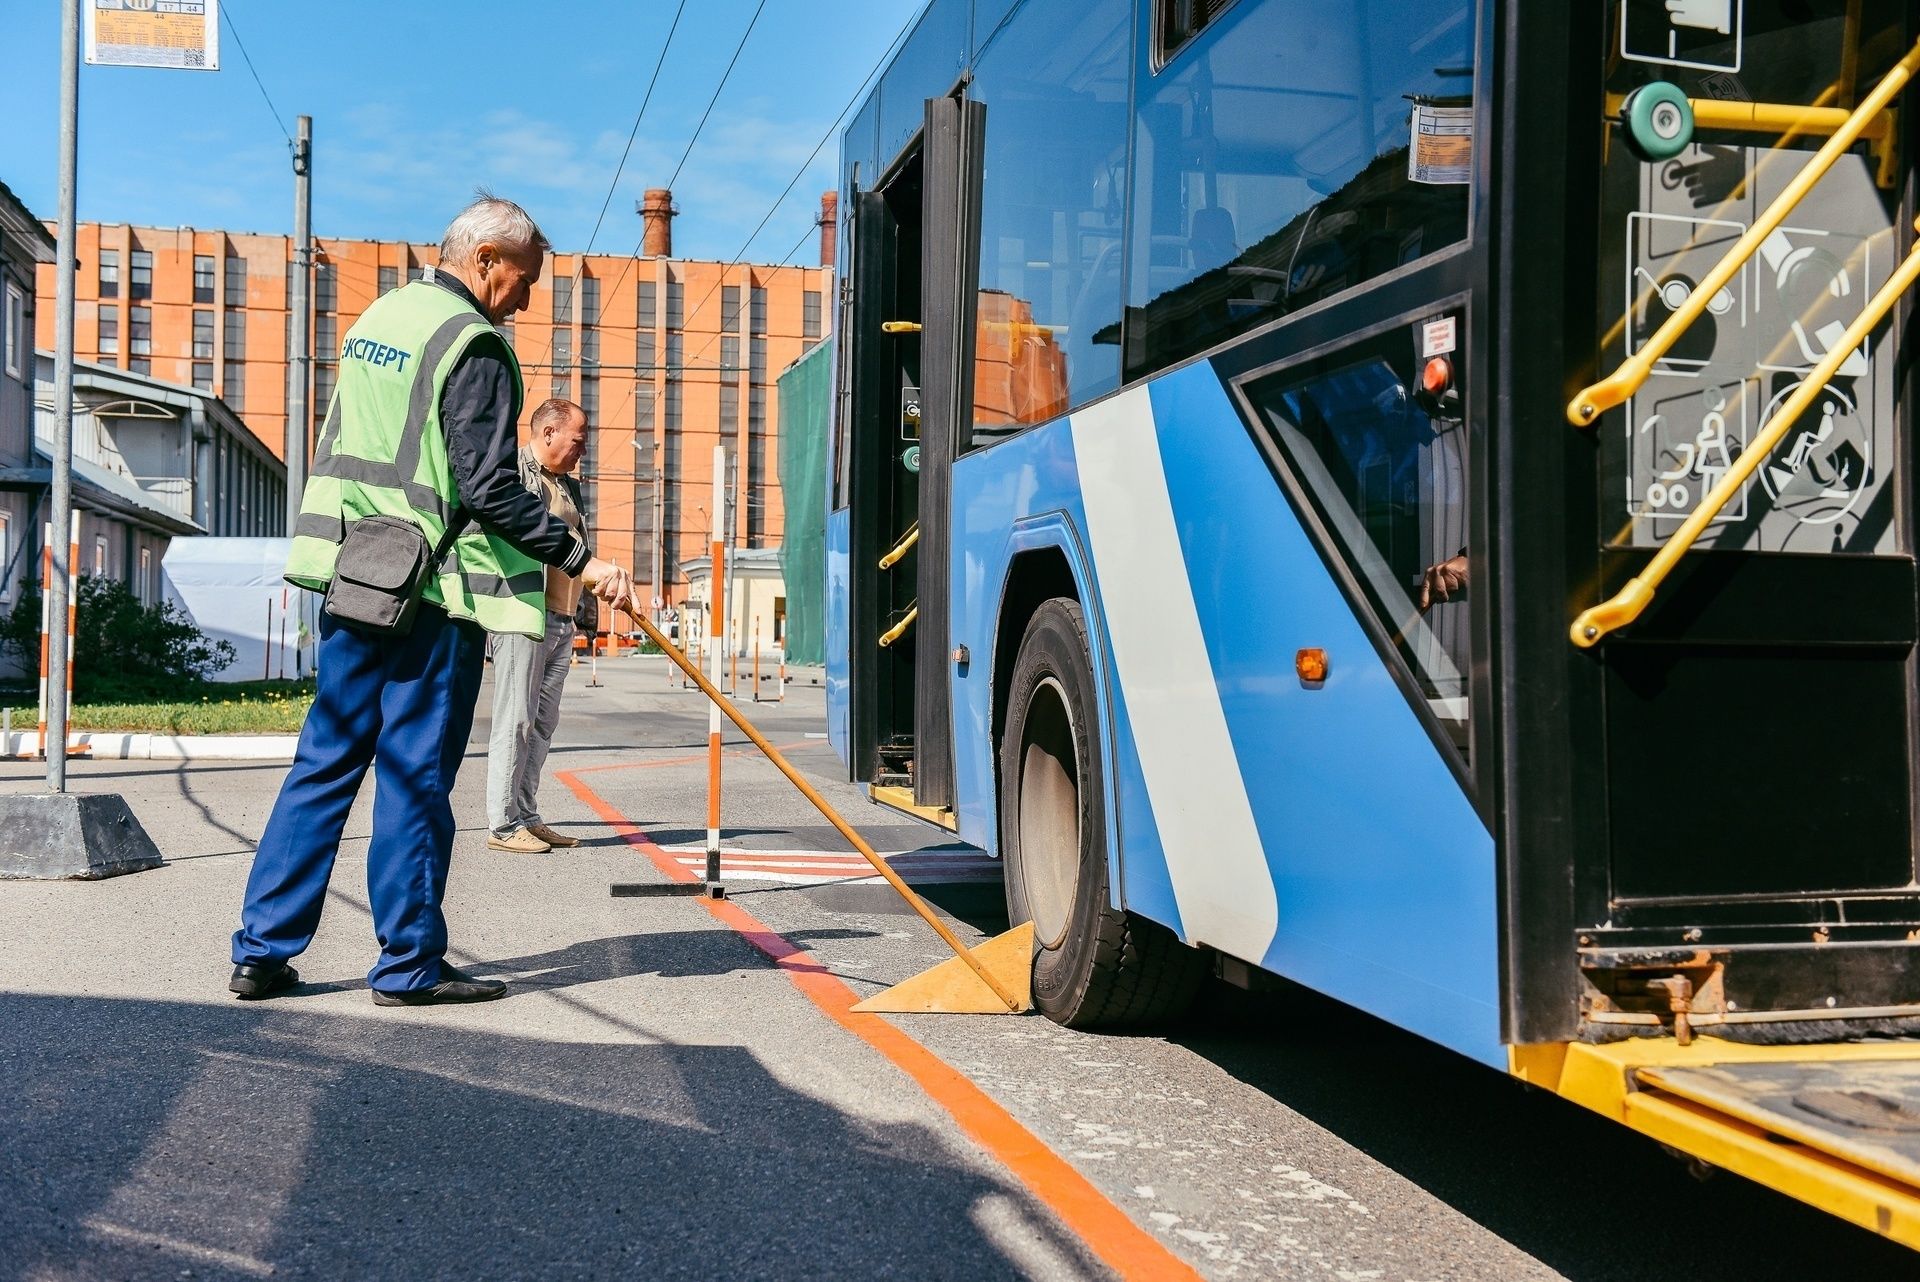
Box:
[879,523,919,570]
[882,320,922,334]
[1572,219,1920,649]
[879,605,918,649]
[1569,35,1920,428]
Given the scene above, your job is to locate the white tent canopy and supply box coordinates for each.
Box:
[161,538,313,683]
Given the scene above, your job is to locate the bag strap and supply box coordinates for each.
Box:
[430,506,470,567]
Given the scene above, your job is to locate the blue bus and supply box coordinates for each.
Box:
[825,0,1920,1242]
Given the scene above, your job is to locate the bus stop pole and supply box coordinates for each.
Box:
[45,0,79,789]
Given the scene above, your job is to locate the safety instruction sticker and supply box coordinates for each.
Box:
[1621,0,1742,73]
[1630,378,1753,528]
[86,0,218,71]
[1408,105,1472,186]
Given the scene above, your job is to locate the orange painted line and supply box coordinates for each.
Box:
[555,768,1204,1282]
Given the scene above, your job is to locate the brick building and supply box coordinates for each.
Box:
[36,189,834,608]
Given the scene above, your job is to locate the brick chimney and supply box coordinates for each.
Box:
[639,188,675,258]
[817,192,838,268]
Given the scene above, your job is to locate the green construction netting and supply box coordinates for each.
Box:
[776,340,832,666]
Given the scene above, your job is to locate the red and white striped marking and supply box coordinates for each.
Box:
[655,845,1000,886]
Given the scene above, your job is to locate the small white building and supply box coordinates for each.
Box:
[679,546,787,657]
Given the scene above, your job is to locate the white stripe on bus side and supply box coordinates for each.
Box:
[1071,387,1280,963]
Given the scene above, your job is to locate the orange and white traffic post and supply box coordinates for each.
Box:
[704,444,726,896]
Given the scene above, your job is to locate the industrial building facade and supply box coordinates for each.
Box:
[35,191,833,607]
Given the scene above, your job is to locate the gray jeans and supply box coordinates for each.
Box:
[486,613,575,836]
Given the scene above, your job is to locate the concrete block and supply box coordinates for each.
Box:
[0,793,165,880]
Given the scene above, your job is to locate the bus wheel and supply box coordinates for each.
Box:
[1000,598,1205,1027]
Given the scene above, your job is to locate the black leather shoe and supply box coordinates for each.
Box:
[230,961,299,1000]
[369,963,507,1007]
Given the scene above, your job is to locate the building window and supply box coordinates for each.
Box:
[0,513,11,602]
[225,361,245,412]
[224,255,247,306]
[378,265,398,296]
[499,316,514,343]
[93,535,106,577]
[193,255,215,303]
[638,280,656,328]
[636,329,656,376]
[665,333,682,374]
[192,361,213,391]
[802,338,819,355]
[580,326,599,367]
[635,385,655,431]
[580,276,600,326]
[98,304,119,355]
[315,314,337,360]
[579,374,599,417]
[129,357,151,375]
[553,276,573,325]
[139,547,154,604]
[720,336,739,371]
[719,383,739,433]
[749,385,766,433]
[99,250,120,298]
[553,329,572,373]
[4,284,23,380]
[192,310,214,358]
[224,308,245,360]
[408,263,425,283]
[722,285,742,331]
[129,305,153,357]
[665,382,681,431]
[750,285,767,333]
[130,250,152,300]
[803,289,822,338]
[665,279,683,328]
[750,336,767,382]
[313,363,337,415]
[313,262,335,312]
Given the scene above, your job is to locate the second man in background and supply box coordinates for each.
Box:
[487,397,591,853]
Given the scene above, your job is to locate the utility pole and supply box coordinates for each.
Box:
[286,115,312,533]
[45,0,79,791]
[726,450,742,659]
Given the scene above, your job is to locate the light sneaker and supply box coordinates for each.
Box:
[527,823,580,848]
[487,827,550,853]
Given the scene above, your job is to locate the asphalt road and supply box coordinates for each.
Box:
[0,656,1910,1280]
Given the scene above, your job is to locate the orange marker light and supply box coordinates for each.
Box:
[1295,647,1329,684]
[1421,356,1452,396]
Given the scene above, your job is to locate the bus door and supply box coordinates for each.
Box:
[1569,2,1920,1040]
[844,161,922,792]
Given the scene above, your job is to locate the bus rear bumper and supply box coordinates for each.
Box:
[1513,1039,1920,1247]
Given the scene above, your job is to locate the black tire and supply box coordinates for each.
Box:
[999,598,1207,1027]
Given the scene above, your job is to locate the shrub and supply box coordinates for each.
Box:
[0,575,237,701]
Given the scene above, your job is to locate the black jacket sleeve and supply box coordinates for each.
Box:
[440,333,591,575]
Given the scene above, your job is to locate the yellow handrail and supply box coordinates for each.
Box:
[1571,218,1920,649]
[879,605,918,648]
[1569,35,1920,427]
[881,320,922,334]
[879,523,919,570]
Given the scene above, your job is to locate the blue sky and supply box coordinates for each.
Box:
[0,0,920,262]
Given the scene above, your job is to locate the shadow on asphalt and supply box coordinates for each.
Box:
[0,993,1096,1280]
[1169,980,1913,1281]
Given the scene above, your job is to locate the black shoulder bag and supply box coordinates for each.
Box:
[323,510,468,637]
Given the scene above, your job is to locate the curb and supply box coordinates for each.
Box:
[3,732,299,761]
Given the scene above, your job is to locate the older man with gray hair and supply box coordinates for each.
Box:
[486,396,591,853]
[229,193,632,1008]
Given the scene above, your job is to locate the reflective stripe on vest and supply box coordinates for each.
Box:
[283,280,548,637]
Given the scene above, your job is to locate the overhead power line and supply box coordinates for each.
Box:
[219,5,291,145]
[581,0,689,258]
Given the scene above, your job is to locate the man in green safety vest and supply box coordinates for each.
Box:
[228,193,632,1006]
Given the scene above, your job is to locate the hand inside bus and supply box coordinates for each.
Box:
[1419,553,1468,612]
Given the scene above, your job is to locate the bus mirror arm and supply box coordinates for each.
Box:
[1567,35,1920,429]
[1571,217,1920,649]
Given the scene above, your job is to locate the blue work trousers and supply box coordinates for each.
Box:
[232,606,485,992]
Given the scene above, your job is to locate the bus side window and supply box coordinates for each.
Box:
[1127,0,1475,382]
